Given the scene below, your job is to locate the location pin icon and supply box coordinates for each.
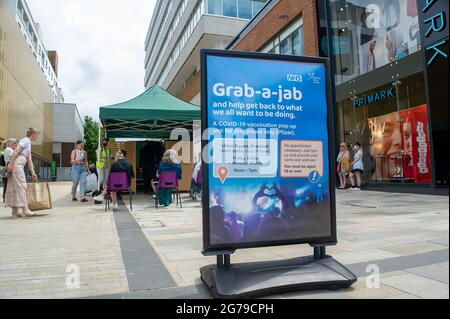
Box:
[218,166,228,184]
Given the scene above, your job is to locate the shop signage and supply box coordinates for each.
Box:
[353,87,396,108]
[421,0,449,65]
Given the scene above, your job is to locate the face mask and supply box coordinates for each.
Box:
[103,143,108,147]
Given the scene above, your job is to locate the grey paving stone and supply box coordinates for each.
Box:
[346,249,449,278]
[406,262,449,284]
[428,238,449,246]
[126,264,176,292]
[155,237,201,246]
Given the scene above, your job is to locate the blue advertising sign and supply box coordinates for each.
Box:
[201,50,336,252]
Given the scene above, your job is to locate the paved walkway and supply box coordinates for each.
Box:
[0,182,448,299]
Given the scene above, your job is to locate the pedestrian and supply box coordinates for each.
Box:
[156,149,182,207]
[349,142,364,190]
[71,140,90,202]
[93,151,135,210]
[190,155,202,200]
[97,138,113,192]
[5,127,40,218]
[336,142,351,189]
[1,138,18,202]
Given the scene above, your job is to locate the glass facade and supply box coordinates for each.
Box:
[207,0,267,19]
[337,72,432,184]
[329,0,422,85]
[328,0,437,185]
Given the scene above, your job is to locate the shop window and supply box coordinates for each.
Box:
[338,72,431,184]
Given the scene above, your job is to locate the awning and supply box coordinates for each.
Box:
[99,85,200,139]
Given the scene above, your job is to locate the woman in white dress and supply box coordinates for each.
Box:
[5,128,40,218]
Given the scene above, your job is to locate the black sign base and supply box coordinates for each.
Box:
[200,253,357,299]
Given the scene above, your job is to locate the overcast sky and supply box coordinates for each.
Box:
[27,0,157,121]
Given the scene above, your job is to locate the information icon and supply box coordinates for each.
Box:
[309,170,320,183]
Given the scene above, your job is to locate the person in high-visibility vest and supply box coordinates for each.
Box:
[97,138,113,191]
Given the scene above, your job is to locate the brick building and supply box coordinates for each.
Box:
[227,0,320,56]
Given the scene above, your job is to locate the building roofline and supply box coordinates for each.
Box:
[226,0,279,50]
[54,103,83,125]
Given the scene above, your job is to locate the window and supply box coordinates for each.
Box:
[291,29,303,56]
[208,0,266,18]
[252,0,266,15]
[208,0,223,15]
[260,18,304,56]
[223,0,237,18]
[238,0,252,19]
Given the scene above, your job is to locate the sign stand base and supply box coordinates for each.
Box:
[200,247,357,299]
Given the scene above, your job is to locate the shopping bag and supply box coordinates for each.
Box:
[27,182,53,212]
[342,157,351,174]
[85,173,98,193]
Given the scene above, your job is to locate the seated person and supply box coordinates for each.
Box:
[94,151,135,210]
[155,149,182,206]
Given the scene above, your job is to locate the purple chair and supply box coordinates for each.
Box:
[156,171,182,208]
[105,172,133,211]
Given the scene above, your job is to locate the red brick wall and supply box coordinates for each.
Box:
[233,0,319,57]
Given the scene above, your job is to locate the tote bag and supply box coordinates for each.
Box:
[27,182,53,212]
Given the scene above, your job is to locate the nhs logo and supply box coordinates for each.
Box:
[287,74,303,82]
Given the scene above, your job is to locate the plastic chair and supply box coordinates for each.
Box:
[155,171,182,208]
[105,172,133,211]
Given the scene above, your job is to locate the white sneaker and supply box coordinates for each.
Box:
[94,194,104,202]
[113,203,119,210]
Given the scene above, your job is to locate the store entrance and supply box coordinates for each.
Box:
[337,72,433,185]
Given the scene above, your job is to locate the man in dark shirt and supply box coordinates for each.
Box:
[94,151,134,209]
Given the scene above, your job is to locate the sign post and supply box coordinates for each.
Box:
[200,49,356,298]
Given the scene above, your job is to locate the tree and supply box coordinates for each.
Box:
[83,116,103,165]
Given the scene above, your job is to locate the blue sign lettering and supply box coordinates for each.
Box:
[353,88,396,108]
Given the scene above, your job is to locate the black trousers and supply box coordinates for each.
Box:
[2,177,7,202]
[142,169,156,193]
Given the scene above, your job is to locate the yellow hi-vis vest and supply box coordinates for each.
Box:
[96,148,110,168]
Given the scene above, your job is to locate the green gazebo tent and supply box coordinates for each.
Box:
[99,85,200,139]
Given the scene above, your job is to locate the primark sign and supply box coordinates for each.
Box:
[420,0,449,65]
[353,88,396,108]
